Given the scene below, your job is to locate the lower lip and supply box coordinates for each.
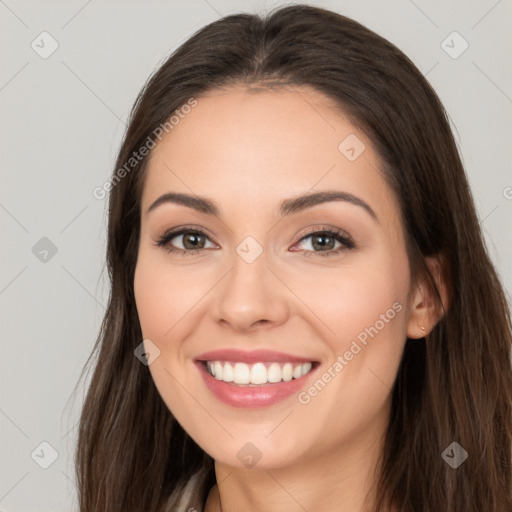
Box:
[195,361,318,408]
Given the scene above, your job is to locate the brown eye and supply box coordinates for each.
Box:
[294,228,355,257]
[181,232,207,249]
[308,233,337,251]
[155,228,215,254]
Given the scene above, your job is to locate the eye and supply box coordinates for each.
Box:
[154,225,355,257]
[292,227,355,258]
[154,227,216,255]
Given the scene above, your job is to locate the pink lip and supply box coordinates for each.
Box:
[194,348,317,364]
[194,358,320,409]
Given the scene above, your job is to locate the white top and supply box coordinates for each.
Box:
[165,469,206,512]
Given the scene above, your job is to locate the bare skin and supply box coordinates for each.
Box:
[133,85,446,512]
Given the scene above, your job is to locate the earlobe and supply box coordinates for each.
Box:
[406,254,450,339]
[406,283,434,339]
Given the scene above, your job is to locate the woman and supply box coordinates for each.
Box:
[74,4,512,511]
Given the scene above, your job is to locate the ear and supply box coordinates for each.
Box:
[406,254,450,339]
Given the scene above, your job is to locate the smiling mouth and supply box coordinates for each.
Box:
[199,360,319,386]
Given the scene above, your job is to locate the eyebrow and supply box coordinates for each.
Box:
[146,190,378,222]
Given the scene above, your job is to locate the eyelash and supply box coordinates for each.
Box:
[154,225,355,258]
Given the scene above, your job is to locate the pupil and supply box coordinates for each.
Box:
[313,234,333,251]
[184,233,204,249]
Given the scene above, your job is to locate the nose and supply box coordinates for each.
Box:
[210,246,291,332]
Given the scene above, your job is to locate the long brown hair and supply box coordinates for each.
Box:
[74,4,512,511]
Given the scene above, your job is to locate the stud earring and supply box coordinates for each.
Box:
[420,326,426,332]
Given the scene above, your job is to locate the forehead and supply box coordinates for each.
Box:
[141,85,396,226]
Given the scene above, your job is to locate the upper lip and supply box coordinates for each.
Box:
[194,349,318,364]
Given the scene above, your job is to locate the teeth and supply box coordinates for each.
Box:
[251,362,267,384]
[205,360,314,385]
[222,362,234,382]
[234,362,250,384]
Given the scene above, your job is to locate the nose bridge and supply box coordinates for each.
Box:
[212,236,289,330]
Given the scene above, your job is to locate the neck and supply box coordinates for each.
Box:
[204,414,391,512]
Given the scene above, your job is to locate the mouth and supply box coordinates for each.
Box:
[194,349,321,408]
[198,360,319,386]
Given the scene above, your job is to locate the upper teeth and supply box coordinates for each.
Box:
[206,361,313,385]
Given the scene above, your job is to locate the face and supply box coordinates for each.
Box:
[134,85,414,471]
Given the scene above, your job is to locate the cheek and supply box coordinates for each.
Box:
[288,255,409,351]
[293,250,410,406]
[133,257,201,416]
[288,260,409,446]
[134,254,208,340]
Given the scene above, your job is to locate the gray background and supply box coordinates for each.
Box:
[1,0,511,510]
